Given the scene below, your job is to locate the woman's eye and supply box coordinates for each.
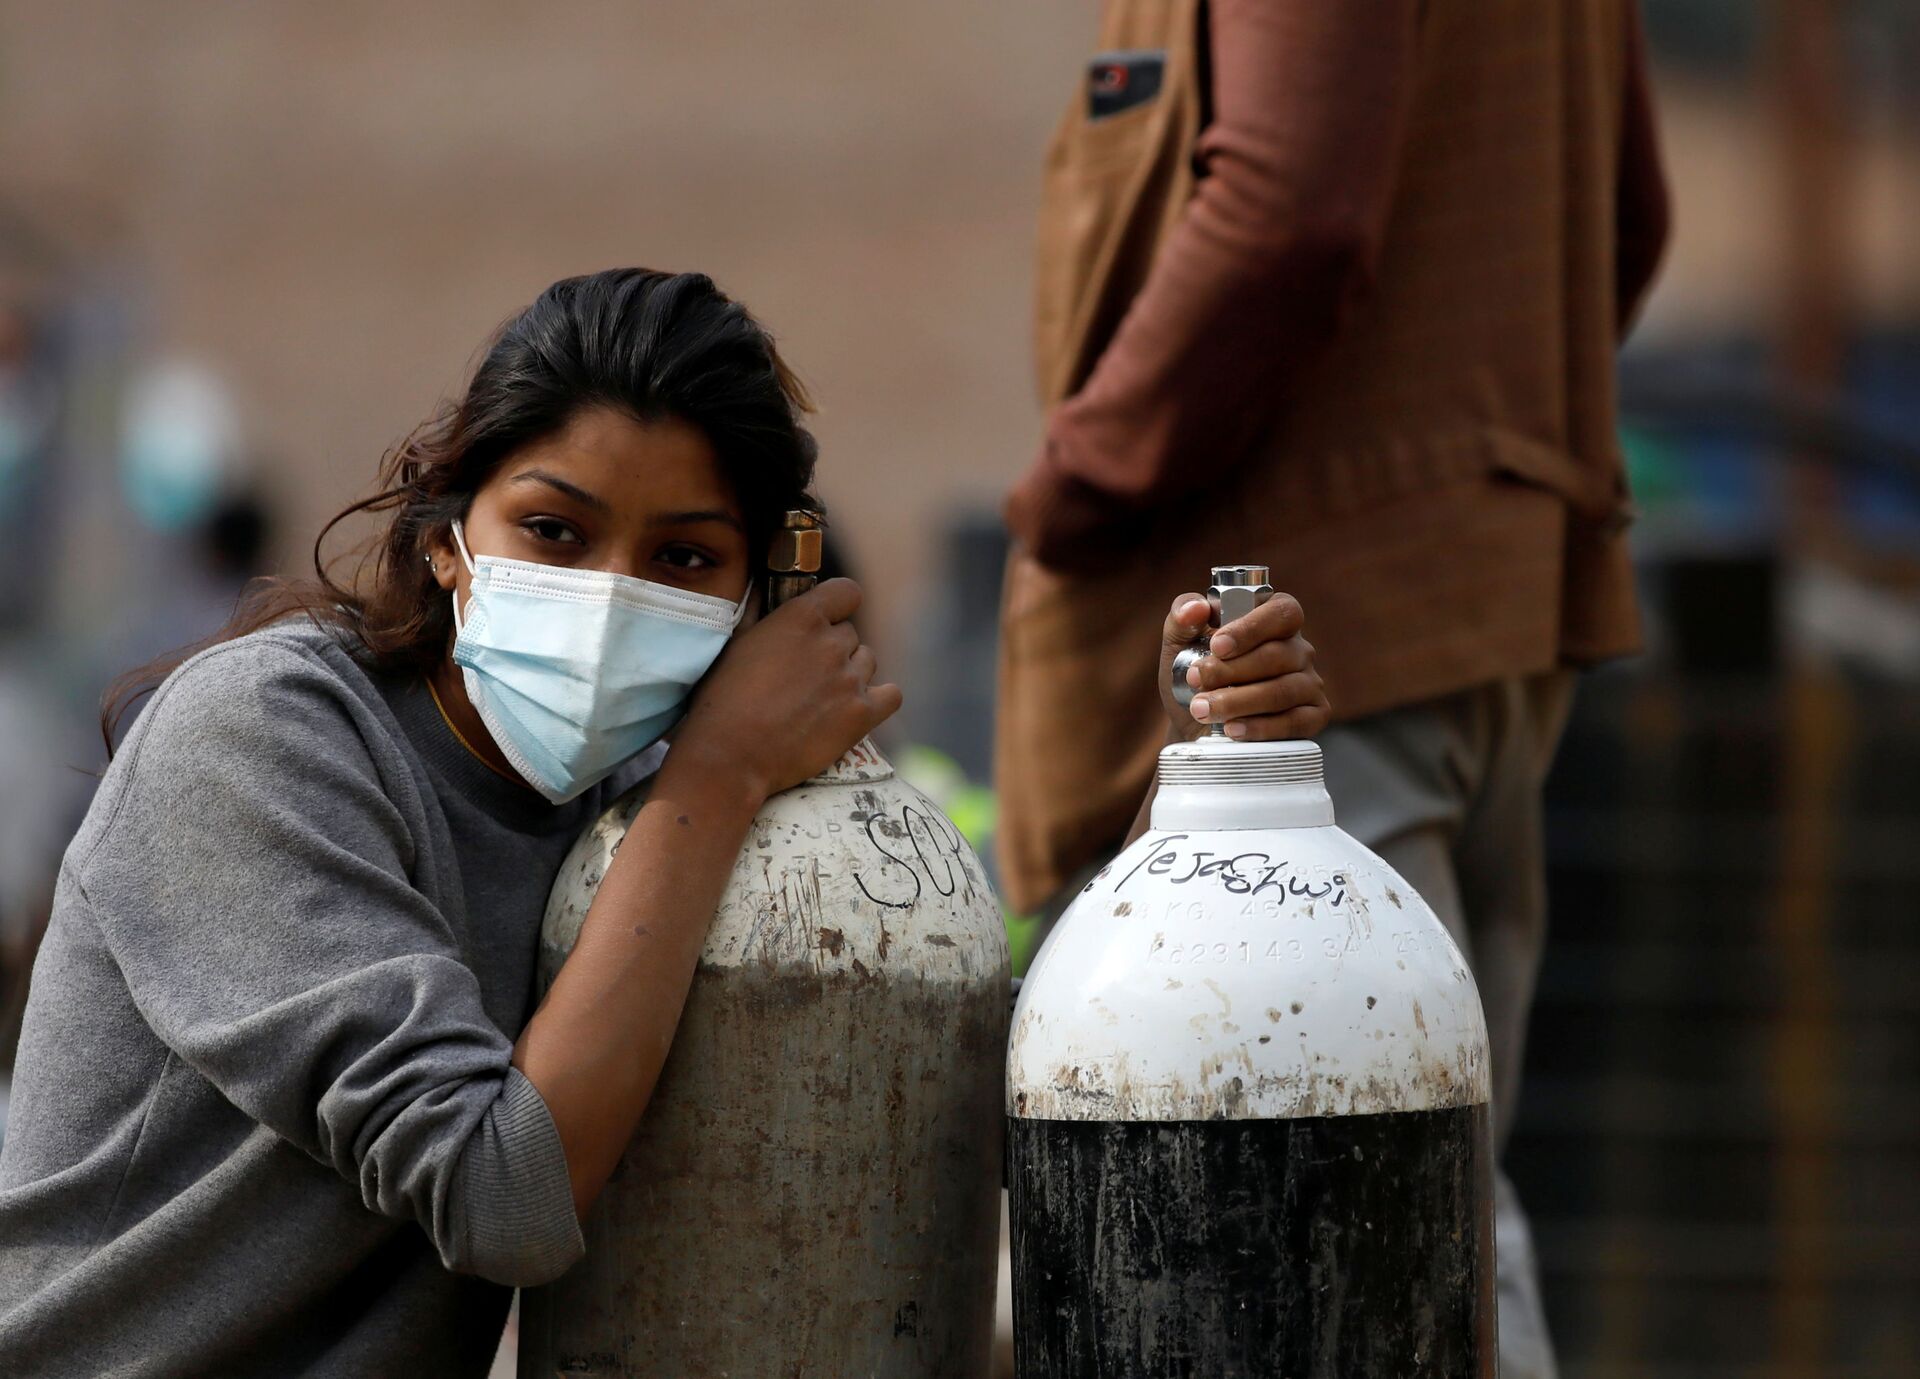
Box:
[522,517,584,546]
[658,545,715,571]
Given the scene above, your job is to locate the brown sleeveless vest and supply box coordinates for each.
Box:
[996,0,1664,910]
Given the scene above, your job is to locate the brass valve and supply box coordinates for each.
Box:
[766,509,825,612]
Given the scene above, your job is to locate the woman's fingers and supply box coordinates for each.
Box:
[1188,671,1326,728]
[796,576,863,625]
[1210,592,1304,659]
[1161,592,1213,651]
[828,620,862,658]
[1185,636,1314,690]
[1217,702,1332,742]
[849,644,878,687]
[866,680,905,724]
[1154,584,1330,743]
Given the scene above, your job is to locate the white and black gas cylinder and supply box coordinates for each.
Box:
[1006,565,1497,1378]
[519,512,1010,1378]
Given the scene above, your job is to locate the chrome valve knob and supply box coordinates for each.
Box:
[1170,564,1273,734]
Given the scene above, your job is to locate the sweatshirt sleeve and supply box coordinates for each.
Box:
[69,639,582,1287]
[1006,0,1420,569]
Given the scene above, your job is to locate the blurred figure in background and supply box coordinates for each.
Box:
[96,359,266,733]
[0,296,70,1117]
[996,3,1669,1375]
[0,302,62,621]
[94,484,278,751]
[0,307,277,1132]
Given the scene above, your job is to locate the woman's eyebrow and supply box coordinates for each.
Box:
[510,469,611,513]
[652,509,746,532]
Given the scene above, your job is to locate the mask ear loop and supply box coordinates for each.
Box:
[451,519,478,574]
[450,520,479,633]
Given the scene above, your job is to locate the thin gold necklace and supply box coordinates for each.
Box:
[425,674,525,786]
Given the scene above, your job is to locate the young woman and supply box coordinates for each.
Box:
[0,268,1328,1376]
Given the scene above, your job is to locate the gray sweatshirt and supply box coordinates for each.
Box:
[0,621,651,1377]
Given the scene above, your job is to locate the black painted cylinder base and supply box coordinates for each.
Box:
[1008,1106,1495,1379]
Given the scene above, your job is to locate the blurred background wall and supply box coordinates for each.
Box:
[0,0,1084,649]
[1,2,1916,1376]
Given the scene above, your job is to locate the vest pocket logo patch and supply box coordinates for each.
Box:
[1087,50,1165,121]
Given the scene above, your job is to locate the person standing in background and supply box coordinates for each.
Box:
[996,3,1669,1373]
[0,297,75,1121]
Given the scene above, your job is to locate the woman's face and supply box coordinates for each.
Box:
[428,405,753,608]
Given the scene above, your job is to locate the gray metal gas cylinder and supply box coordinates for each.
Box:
[1006,565,1496,1378]
[519,516,1009,1378]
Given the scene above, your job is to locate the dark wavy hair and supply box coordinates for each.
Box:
[104,268,819,750]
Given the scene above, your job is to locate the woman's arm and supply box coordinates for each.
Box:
[509,748,761,1218]
[512,578,898,1218]
[75,637,591,1286]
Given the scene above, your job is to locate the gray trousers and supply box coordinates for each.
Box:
[1319,671,1575,1379]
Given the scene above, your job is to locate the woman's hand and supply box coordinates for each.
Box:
[1157,589,1330,743]
[673,578,902,802]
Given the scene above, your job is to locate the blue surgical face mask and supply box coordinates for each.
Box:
[449,521,748,803]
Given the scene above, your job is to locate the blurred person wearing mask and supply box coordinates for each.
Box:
[104,362,255,684]
[95,488,280,748]
[996,3,1669,1375]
